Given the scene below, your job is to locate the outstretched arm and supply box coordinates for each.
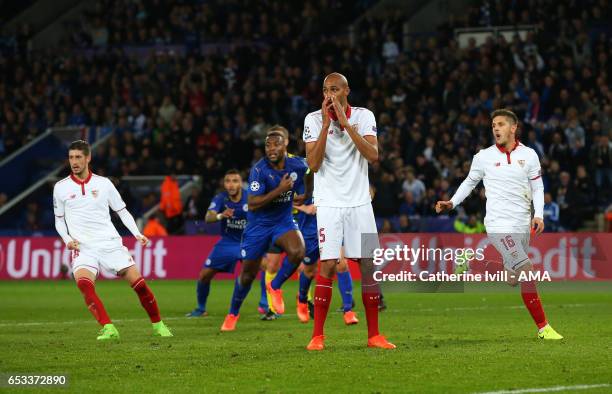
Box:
[436,155,484,213]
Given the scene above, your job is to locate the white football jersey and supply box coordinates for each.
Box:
[451,142,541,231]
[53,173,127,245]
[303,106,377,207]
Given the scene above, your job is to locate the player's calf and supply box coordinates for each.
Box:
[359,258,394,347]
[223,259,261,329]
[238,261,260,287]
[514,262,563,337]
[186,268,217,317]
[319,259,337,278]
[119,266,172,336]
[74,271,112,327]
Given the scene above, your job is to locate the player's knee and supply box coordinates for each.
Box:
[239,262,259,285]
[506,271,519,287]
[303,265,316,278]
[320,259,336,277]
[239,271,256,286]
[199,269,214,283]
[508,262,532,287]
[287,248,305,265]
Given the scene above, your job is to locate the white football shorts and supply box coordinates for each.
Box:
[486,229,531,272]
[316,203,379,260]
[71,238,135,276]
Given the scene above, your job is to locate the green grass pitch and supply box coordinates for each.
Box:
[1,280,611,393]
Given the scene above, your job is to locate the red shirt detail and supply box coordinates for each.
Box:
[70,171,93,195]
[329,103,352,122]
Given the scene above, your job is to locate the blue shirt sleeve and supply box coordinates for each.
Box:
[248,166,267,196]
[207,193,224,213]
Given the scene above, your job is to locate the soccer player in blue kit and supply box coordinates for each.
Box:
[186,169,248,317]
[220,129,312,331]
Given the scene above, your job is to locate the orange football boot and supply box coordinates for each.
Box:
[297,299,310,323]
[266,282,285,314]
[220,314,239,331]
[367,335,396,349]
[306,335,325,351]
[343,310,359,325]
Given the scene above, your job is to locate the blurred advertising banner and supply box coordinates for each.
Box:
[372,233,611,283]
[0,234,610,280]
[0,236,219,280]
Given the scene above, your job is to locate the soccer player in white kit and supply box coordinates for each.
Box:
[303,73,395,350]
[53,140,172,340]
[436,109,563,340]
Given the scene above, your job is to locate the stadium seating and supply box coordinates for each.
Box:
[0,0,610,234]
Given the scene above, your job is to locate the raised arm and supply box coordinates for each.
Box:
[331,98,378,163]
[304,98,332,172]
[205,194,234,223]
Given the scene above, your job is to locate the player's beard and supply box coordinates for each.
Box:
[267,153,281,164]
[72,166,86,178]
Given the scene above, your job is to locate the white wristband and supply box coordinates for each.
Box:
[216,213,223,221]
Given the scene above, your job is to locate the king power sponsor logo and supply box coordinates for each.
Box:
[0,238,168,279]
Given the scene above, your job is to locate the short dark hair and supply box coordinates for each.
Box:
[491,109,518,125]
[225,169,241,177]
[68,140,90,156]
[267,125,289,140]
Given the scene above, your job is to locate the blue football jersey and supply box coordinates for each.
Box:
[292,167,317,238]
[247,155,309,226]
[207,190,248,242]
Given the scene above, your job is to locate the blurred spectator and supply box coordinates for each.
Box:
[556,172,576,230]
[591,134,611,202]
[399,191,419,217]
[184,187,204,220]
[143,212,168,237]
[372,172,400,217]
[382,33,399,64]
[136,192,158,217]
[543,192,560,232]
[1,0,609,234]
[159,175,183,234]
[380,219,393,233]
[398,214,418,232]
[0,193,8,209]
[401,168,426,202]
[453,214,485,234]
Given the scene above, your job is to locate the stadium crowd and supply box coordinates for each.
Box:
[1,0,610,234]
